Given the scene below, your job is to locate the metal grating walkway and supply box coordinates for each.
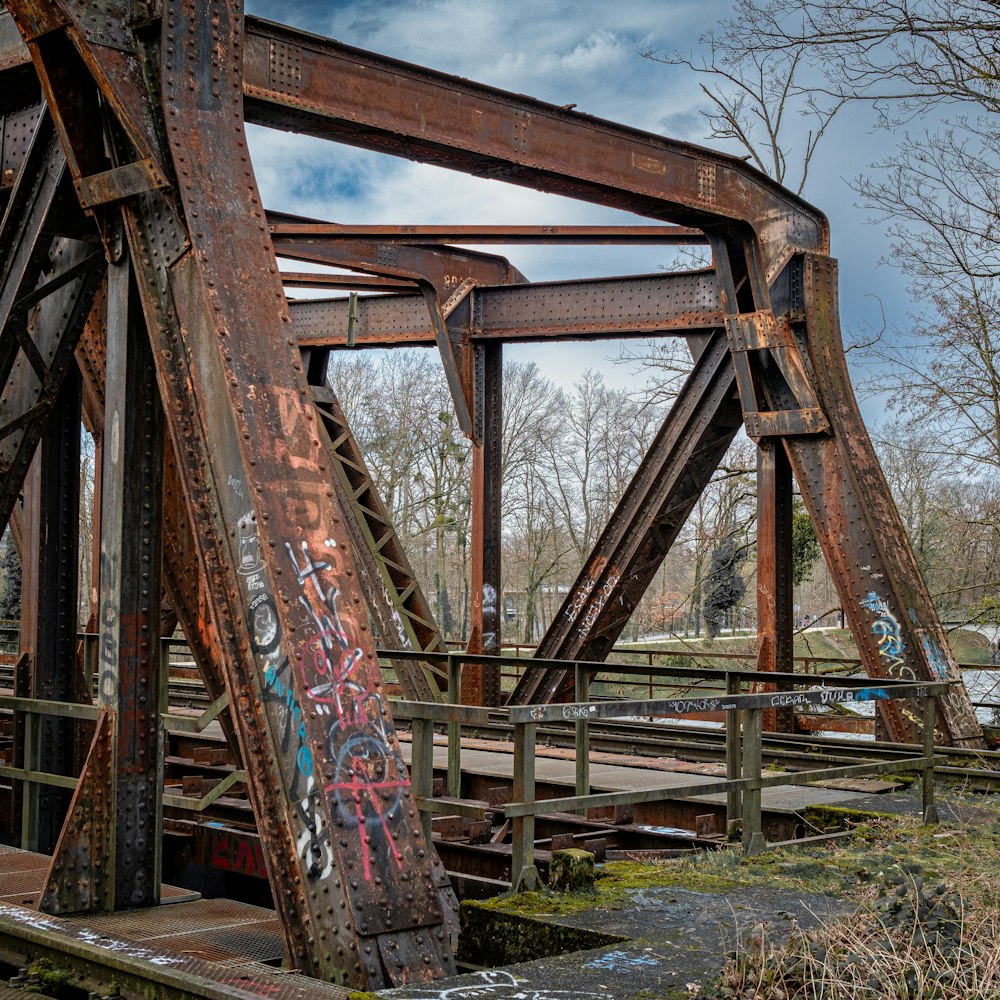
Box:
[0,848,350,998]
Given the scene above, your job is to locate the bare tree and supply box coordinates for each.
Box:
[733,1,1000,116]
[642,20,845,194]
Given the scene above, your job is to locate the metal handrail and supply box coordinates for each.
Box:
[403,679,948,890]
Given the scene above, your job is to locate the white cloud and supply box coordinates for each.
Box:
[244,0,914,400]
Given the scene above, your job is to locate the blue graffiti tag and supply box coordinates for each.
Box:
[584,949,662,971]
[921,635,949,679]
[853,687,890,702]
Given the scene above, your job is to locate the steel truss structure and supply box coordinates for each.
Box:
[0,0,984,989]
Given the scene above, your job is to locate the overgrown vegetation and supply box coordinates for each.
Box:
[693,802,1000,998]
[472,794,1000,998]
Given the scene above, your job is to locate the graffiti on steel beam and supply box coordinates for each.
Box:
[209,827,268,880]
[377,575,412,651]
[482,583,497,652]
[285,538,408,880]
[920,633,949,680]
[98,551,119,702]
[234,501,411,886]
[566,571,621,640]
[860,591,906,674]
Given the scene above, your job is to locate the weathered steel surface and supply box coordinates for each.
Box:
[74,282,242,757]
[782,255,982,746]
[756,441,794,732]
[269,221,707,245]
[152,2,455,985]
[39,709,114,913]
[290,272,726,349]
[270,213,527,291]
[509,331,744,705]
[16,365,81,853]
[9,0,457,988]
[95,255,164,909]
[0,108,104,535]
[240,17,828,258]
[0,0,987,988]
[310,380,448,702]
[466,341,502,706]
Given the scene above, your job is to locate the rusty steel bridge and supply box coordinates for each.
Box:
[0,0,985,992]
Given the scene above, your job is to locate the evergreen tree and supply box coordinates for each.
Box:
[703,536,746,638]
[791,498,821,586]
[0,531,21,622]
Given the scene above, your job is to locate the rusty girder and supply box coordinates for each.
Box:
[0,0,986,992]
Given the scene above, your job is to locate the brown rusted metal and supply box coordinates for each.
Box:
[756,440,794,732]
[240,17,829,260]
[283,273,418,293]
[291,272,726,349]
[39,708,114,913]
[269,222,708,245]
[465,341,502,707]
[784,254,981,745]
[0,0,986,990]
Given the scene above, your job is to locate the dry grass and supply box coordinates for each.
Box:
[694,803,1000,999]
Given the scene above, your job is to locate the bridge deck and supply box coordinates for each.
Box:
[400,736,897,814]
[0,846,350,999]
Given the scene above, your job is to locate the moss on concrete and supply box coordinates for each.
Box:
[802,803,895,834]
[454,796,1000,985]
[549,848,595,891]
[459,901,628,966]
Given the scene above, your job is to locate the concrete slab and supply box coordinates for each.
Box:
[381,884,850,999]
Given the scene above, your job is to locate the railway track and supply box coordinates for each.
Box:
[391,707,1000,784]
[4,658,995,785]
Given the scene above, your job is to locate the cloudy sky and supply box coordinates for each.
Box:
[244,0,908,407]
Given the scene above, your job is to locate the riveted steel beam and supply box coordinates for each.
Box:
[9,0,459,987]
[509,330,744,704]
[15,366,81,855]
[782,255,982,746]
[290,271,725,349]
[240,17,828,262]
[756,440,794,733]
[269,221,707,245]
[465,340,502,707]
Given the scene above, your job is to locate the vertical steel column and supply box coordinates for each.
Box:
[741,707,765,856]
[446,654,461,798]
[16,367,82,853]
[511,719,537,891]
[411,716,435,847]
[922,696,938,825]
[574,662,590,808]
[725,670,742,832]
[465,342,501,706]
[756,440,794,732]
[96,255,164,908]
